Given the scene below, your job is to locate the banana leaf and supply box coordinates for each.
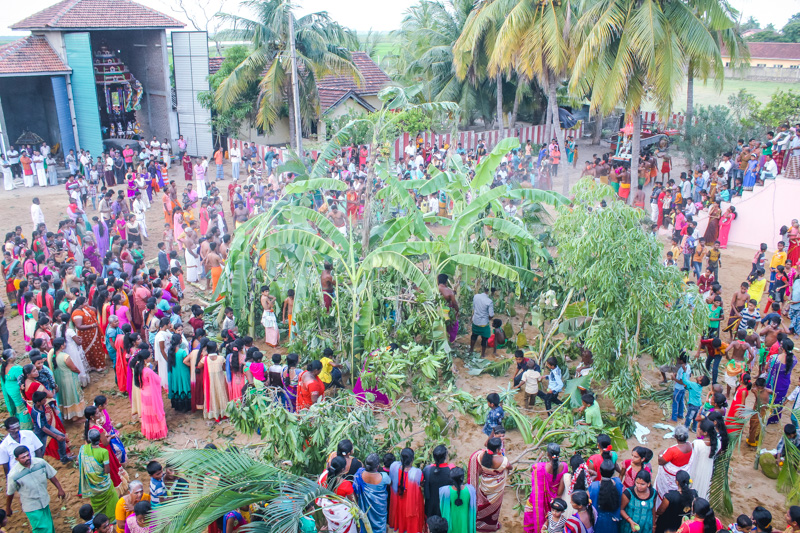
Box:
[470,137,520,189]
[284,178,347,194]
[564,374,592,408]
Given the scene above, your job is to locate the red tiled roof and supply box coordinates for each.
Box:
[317,51,391,97]
[208,51,391,113]
[734,42,800,60]
[0,35,71,76]
[11,0,185,30]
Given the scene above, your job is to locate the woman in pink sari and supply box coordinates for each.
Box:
[717,207,737,249]
[676,499,722,533]
[133,350,168,439]
[524,443,568,533]
[173,207,185,252]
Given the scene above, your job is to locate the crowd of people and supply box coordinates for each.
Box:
[0,112,796,533]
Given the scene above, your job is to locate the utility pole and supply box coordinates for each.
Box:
[288,8,303,155]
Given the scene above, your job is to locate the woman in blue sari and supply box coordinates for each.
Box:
[743,153,759,191]
[353,453,391,533]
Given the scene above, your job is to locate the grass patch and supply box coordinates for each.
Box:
[644,78,797,112]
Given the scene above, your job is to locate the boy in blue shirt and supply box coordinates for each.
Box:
[682,373,710,431]
[483,393,504,436]
[148,460,167,507]
[671,352,690,421]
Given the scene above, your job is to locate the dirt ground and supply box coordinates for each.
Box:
[0,144,794,532]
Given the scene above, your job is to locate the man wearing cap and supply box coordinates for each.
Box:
[0,417,42,473]
[5,445,65,532]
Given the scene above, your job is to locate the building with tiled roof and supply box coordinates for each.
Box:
[11,0,185,31]
[209,51,393,145]
[0,36,71,77]
[723,42,800,68]
[0,0,193,163]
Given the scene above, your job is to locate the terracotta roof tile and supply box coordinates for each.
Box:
[0,35,71,76]
[745,42,800,60]
[208,51,391,113]
[11,0,185,30]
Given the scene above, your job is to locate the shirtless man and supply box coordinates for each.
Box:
[282,289,295,339]
[329,204,347,236]
[184,221,200,284]
[220,234,231,259]
[725,282,751,340]
[203,242,224,294]
[760,317,789,352]
[321,262,336,311]
[233,202,249,227]
[199,238,211,290]
[580,161,596,180]
[725,330,754,395]
[438,274,460,343]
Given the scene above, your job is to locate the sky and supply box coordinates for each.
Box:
[1,0,794,36]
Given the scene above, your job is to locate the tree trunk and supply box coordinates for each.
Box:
[496,71,504,137]
[544,97,552,144]
[686,62,694,132]
[361,146,381,257]
[592,110,603,145]
[547,73,567,195]
[287,82,297,150]
[630,110,641,196]
[511,83,522,131]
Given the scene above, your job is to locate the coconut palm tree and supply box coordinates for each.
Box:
[455,0,575,193]
[214,0,360,148]
[570,0,736,188]
[685,0,749,127]
[385,0,496,126]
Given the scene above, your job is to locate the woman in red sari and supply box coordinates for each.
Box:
[84,405,129,494]
[296,361,324,411]
[725,373,751,433]
[21,364,71,460]
[788,219,800,266]
[182,153,193,181]
[388,448,425,533]
[72,297,107,371]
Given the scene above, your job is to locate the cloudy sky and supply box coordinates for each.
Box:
[2,0,793,36]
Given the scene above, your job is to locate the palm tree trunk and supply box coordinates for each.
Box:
[592,110,602,145]
[511,82,522,131]
[496,71,504,137]
[631,110,641,194]
[287,83,297,150]
[547,73,567,195]
[686,62,694,131]
[361,146,381,257]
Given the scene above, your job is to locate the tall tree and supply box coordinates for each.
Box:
[570,0,732,186]
[214,0,360,148]
[384,0,496,126]
[685,0,748,128]
[455,0,575,193]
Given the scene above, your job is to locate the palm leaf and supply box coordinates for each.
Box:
[470,137,521,189]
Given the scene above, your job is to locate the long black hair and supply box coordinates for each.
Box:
[482,438,502,468]
[327,455,346,490]
[692,498,717,533]
[133,350,149,388]
[632,446,653,465]
[547,443,561,481]
[397,447,414,496]
[450,467,466,506]
[50,337,66,369]
[83,405,97,443]
[784,338,795,374]
[569,453,587,491]
[432,445,448,475]
[364,453,380,473]
[597,434,613,461]
[167,333,182,370]
[706,411,729,455]
[699,418,718,458]
[571,490,595,526]
[0,350,14,380]
[53,289,66,313]
[597,460,620,512]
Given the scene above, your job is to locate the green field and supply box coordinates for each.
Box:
[644,78,796,112]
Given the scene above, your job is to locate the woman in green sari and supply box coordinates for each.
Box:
[0,349,31,428]
[439,467,476,533]
[78,429,118,519]
[48,337,85,422]
[167,333,191,412]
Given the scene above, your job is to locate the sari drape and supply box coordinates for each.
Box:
[467,450,509,532]
[523,461,568,533]
[78,444,118,518]
[353,468,390,533]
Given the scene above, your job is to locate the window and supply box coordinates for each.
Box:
[790,65,800,69]
[756,63,767,67]
[773,64,784,68]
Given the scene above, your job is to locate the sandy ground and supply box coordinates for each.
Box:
[0,144,794,532]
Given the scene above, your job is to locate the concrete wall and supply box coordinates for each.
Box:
[722,65,800,82]
[238,118,292,147]
[89,29,173,143]
[0,76,62,151]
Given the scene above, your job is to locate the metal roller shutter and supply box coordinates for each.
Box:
[63,33,103,156]
[172,31,213,157]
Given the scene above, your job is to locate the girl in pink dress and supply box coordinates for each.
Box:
[134,351,168,439]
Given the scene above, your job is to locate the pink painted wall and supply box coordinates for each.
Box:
[695,178,799,251]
